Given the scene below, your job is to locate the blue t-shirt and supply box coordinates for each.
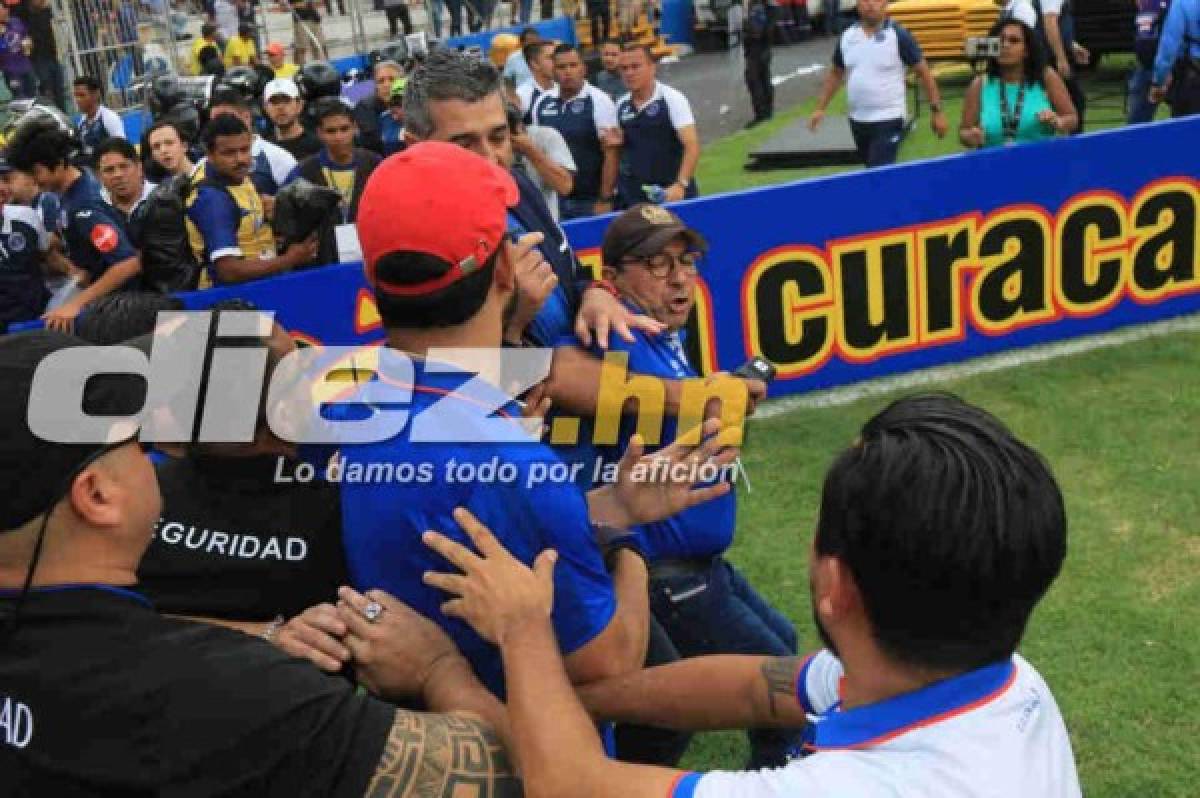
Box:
[58,169,137,279]
[338,360,617,697]
[554,317,738,562]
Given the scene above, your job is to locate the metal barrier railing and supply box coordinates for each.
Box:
[53,0,182,112]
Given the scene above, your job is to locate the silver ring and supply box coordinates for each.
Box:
[363,600,384,623]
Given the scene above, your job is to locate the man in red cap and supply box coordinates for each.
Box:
[401,48,660,353]
[342,141,736,704]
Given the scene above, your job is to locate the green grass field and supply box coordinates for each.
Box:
[696,56,1152,195]
[677,60,1200,795]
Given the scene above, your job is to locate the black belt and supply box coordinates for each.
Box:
[648,556,714,580]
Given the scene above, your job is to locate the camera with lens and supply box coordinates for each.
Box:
[965,36,1002,59]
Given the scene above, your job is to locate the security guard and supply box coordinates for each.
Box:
[614,44,701,206]
[536,43,620,220]
[72,75,126,166]
[186,114,316,286]
[5,124,139,332]
[0,162,50,330]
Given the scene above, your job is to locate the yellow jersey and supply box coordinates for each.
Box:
[185,164,276,287]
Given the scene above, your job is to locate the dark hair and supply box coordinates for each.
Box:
[6,128,74,172]
[621,42,656,62]
[518,27,539,44]
[145,119,187,147]
[987,19,1046,87]
[522,40,555,65]
[72,75,102,93]
[202,22,217,37]
[814,394,1066,671]
[238,22,254,36]
[601,38,623,49]
[94,137,139,164]
[201,113,251,150]
[209,88,252,114]
[313,96,355,127]
[404,49,503,139]
[74,292,185,345]
[373,249,498,330]
[553,43,581,60]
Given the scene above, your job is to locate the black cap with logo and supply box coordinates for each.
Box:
[0,331,145,532]
[601,203,708,267]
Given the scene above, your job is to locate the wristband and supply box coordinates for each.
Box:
[593,523,647,570]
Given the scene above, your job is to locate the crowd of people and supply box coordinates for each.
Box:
[0,141,1084,797]
[3,0,1195,794]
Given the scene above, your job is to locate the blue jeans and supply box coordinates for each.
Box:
[519,0,532,23]
[849,117,904,168]
[649,557,802,769]
[32,58,65,110]
[1127,65,1160,125]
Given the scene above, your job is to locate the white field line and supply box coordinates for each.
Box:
[750,313,1200,420]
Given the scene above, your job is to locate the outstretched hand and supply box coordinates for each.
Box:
[423,507,557,646]
[596,416,740,528]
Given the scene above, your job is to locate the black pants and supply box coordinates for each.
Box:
[745,44,773,121]
[589,0,611,46]
[849,117,904,168]
[386,4,412,36]
[540,0,553,18]
[613,615,692,766]
[1169,63,1200,118]
[1063,73,1086,133]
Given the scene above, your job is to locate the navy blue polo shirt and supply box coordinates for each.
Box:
[339,358,617,698]
[616,81,698,204]
[0,204,50,327]
[508,168,582,346]
[535,82,618,202]
[58,169,137,280]
[554,315,737,562]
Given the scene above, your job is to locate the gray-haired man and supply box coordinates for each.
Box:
[402,48,661,353]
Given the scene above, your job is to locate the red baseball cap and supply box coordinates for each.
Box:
[358,141,519,297]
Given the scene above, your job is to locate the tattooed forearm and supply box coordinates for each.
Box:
[367,711,523,798]
[759,656,803,719]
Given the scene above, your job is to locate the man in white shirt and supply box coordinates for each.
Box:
[614,43,700,204]
[809,0,947,167]
[1003,0,1038,29]
[72,75,125,166]
[516,40,558,124]
[421,394,1083,798]
[1040,0,1090,130]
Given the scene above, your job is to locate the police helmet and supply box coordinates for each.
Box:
[296,61,342,101]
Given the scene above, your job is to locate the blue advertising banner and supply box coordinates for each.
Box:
[179,117,1200,400]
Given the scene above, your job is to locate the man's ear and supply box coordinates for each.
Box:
[66,466,123,529]
[601,264,618,282]
[402,130,419,146]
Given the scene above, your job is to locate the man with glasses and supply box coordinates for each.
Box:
[553,204,797,769]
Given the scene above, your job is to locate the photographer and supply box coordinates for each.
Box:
[960,19,1077,148]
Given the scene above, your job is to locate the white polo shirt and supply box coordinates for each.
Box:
[833,20,924,122]
[671,651,1082,798]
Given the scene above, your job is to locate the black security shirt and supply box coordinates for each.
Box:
[139,455,348,621]
[0,586,393,797]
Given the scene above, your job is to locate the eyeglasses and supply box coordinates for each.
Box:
[621,251,701,279]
